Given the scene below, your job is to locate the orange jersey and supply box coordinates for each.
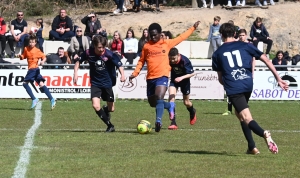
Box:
[132,26,195,79]
[20,46,46,69]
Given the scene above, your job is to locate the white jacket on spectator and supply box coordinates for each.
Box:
[123,38,138,53]
[68,36,90,53]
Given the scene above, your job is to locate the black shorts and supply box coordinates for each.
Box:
[169,79,191,95]
[91,86,114,102]
[228,92,251,114]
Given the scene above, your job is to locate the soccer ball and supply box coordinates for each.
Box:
[137,120,152,134]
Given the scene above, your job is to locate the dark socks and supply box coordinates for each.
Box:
[248,120,265,137]
[23,83,36,100]
[96,108,112,126]
[228,102,232,112]
[41,85,53,100]
[170,108,177,125]
[187,105,195,115]
[240,121,256,150]
[156,100,164,123]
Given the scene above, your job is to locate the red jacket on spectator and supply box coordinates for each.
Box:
[110,39,124,54]
[0,17,6,35]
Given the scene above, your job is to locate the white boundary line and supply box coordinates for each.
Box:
[1,128,300,133]
[12,102,42,178]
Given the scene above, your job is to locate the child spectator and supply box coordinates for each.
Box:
[29,18,44,52]
[250,17,273,58]
[207,16,222,53]
[228,20,240,39]
[161,31,173,39]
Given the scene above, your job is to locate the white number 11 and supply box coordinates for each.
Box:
[223,50,243,68]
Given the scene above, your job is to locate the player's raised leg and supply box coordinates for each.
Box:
[168,86,177,130]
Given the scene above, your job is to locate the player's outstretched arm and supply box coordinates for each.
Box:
[174,73,195,83]
[168,21,200,48]
[118,66,126,82]
[260,54,289,91]
[131,49,146,81]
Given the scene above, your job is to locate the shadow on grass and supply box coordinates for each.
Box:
[203,112,227,115]
[43,129,140,134]
[0,107,31,111]
[165,149,237,156]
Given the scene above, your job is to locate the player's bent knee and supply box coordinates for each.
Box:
[92,105,101,111]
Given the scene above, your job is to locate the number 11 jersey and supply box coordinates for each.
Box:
[212,41,263,95]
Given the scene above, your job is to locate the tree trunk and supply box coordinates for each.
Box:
[192,0,198,8]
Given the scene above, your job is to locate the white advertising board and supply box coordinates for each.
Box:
[251,71,300,100]
[0,70,90,98]
[117,70,225,99]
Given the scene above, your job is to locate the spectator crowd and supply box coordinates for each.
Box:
[0,1,298,71]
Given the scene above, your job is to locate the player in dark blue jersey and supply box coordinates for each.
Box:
[73,35,126,132]
[167,48,196,130]
[212,23,288,154]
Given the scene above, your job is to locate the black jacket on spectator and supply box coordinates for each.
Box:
[81,16,102,38]
[250,22,269,39]
[272,58,288,71]
[51,15,73,31]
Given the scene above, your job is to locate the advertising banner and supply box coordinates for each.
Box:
[0,70,90,98]
[117,70,224,99]
[251,71,300,100]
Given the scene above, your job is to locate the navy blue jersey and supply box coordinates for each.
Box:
[212,41,263,95]
[170,54,194,81]
[79,48,122,88]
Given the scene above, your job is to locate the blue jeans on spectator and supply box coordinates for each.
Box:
[38,37,44,52]
[49,30,74,41]
[211,38,221,52]
[115,0,124,10]
[134,0,142,7]
[7,34,29,52]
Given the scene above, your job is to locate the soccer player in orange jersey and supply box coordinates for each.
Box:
[129,21,200,132]
[18,34,56,110]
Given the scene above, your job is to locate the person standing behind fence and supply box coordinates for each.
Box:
[272,50,288,71]
[207,16,222,54]
[0,16,6,58]
[123,28,138,69]
[17,34,56,110]
[250,17,273,58]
